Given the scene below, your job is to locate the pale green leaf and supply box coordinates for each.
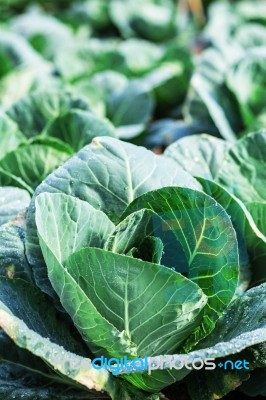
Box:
[0,187,30,226]
[35,192,115,297]
[0,114,25,160]
[165,134,231,180]
[107,81,154,139]
[216,130,266,203]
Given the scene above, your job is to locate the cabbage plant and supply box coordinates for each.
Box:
[0,89,116,193]
[0,133,265,399]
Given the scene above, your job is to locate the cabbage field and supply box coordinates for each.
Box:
[0,0,266,399]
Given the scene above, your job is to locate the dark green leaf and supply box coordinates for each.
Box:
[0,31,46,78]
[0,144,70,190]
[246,202,266,236]
[45,110,116,152]
[55,247,206,358]
[7,89,89,138]
[0,278,87,355]
[199,177,266,287]
[0,224,33,281]
[241,369,266,397]
[123,186,239,350]
[186,283,266,400]
[105,209,179,268]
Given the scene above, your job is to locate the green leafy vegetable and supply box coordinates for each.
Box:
[0,1,266,399]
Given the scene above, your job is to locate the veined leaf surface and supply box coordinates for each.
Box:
[26,137,200,295]
[123,186,239,350]
[34,192,114,296]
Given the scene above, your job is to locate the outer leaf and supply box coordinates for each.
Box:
[0,169,33,194]
[216,130,266,203]
[26,136,200,283]
[34,192,114,296]
[28,135,74,155]
[0,114,25,160]
[186,366,249,400]
[185,283,266,400]
[0,363,104,400]
[0,363,160,400]
[0,290,124,399]
[0,281,157,399]
[164,134,231,180]
[0,224,33,281]
[120,284,266,396]
[0,144,70,190]
[45,109,116,152]
[246,202,266,236]
[123,186,239,350]
[198,178,266,287]
[0,278,87,356]
[30,136,200,223]
[0,330,58,386]
[0,186,30,226]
